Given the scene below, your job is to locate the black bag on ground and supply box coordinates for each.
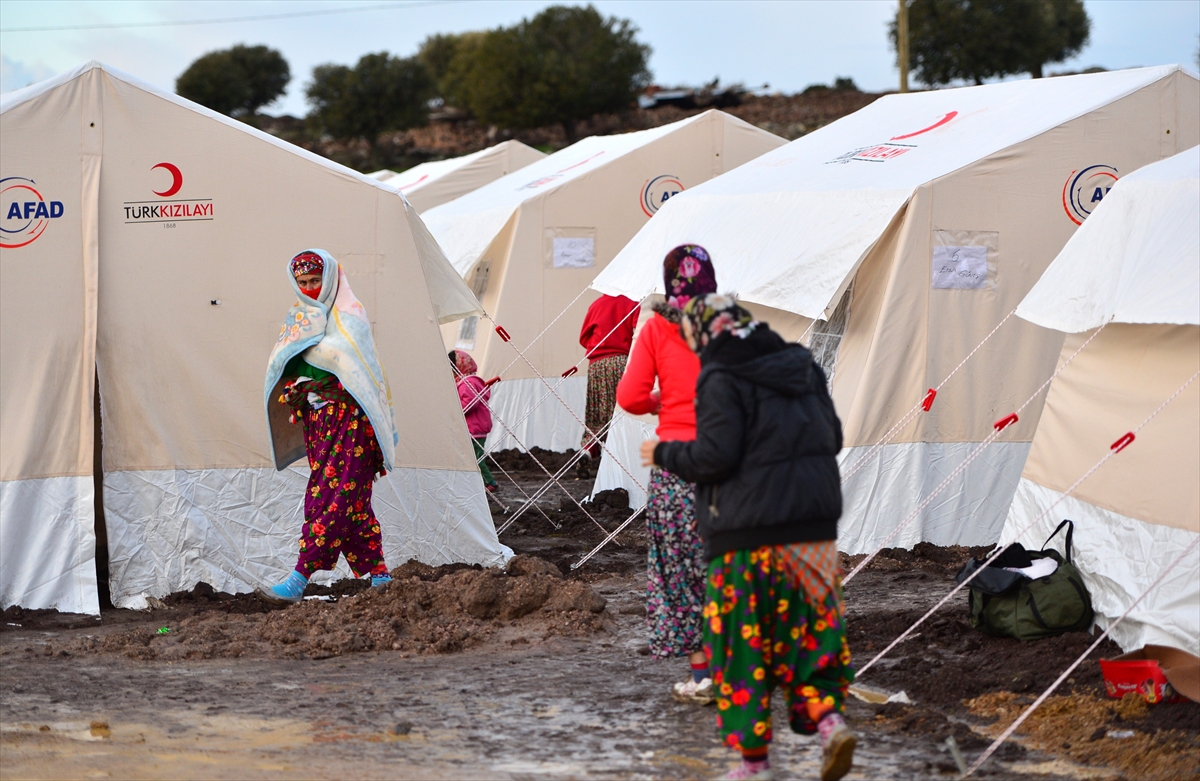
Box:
[956,520,1095,641]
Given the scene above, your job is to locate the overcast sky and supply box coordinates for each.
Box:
[2,0,1197,116]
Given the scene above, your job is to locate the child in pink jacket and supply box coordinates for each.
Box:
[450,350,497,492]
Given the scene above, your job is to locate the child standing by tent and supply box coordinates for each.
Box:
[450,350,498,492]
[617,244,718,703]
[576,293,639,477]
[259,250,396,605]
[641,294,855,781]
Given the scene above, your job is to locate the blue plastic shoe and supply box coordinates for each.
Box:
[256,570,308,606]
[370,573,392,588]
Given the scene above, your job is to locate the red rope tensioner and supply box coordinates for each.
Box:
[484,376,501,388]
[561,366,578,378]
[922,388,937,412]
[1110,432,1135,453]
[494,325,511,342]
[993,413,1019,432]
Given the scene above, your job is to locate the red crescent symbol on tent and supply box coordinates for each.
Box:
[152,162,183,197]
[890,111,958,141]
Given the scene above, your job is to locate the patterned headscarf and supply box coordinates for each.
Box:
[663,244,717,310]
[449,350,478,377]
[290,251,324,277]
[682,293,760,354]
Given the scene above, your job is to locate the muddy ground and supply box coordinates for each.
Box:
[2,453,1197,780]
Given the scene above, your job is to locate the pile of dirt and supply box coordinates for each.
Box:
[488,446,580,475]
[968,691,1200,781]
[48,556,607,661]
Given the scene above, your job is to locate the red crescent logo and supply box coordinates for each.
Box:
[890,111,959,141]
[152,162,183,197]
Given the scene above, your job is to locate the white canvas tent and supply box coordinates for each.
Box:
[422,110,785,453]
[1000,146,1200,654]
[381,140,547,213]
[0,62,508,616]
[592,66,1199,550]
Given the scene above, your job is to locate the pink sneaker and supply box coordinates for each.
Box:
[719,759,773,781]
[819,714,856,781]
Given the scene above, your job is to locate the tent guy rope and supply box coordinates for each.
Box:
[963,533,1200,777]
[839,309,1017,485]
[844,319,1108,584]
[853,367,1200,680]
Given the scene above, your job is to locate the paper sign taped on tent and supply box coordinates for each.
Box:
[931,229,999,290]
[553,237,595,268]
[932,246,988,289]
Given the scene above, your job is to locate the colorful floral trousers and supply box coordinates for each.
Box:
[646,467,706,658]
[295,400,389,579]
[705,546,854,751]
[580,354,627,455]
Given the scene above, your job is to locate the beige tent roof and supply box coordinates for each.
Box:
[382,141,547,213]
[0,62,504,615]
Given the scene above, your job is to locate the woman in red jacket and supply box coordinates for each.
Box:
[617,244,717,703]
[577,294,639,477]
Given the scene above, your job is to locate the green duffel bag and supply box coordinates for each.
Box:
[959,520,1095,641]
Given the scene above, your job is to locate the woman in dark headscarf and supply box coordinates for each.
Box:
[258,250,398,605]
[642,294,855,781]
[616,244,718,703]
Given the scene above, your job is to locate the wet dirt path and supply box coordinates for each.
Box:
[3,572,1075,780]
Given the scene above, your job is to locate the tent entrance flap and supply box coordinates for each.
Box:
[93,368,111,609]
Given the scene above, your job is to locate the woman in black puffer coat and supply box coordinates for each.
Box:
[640,294,857,781]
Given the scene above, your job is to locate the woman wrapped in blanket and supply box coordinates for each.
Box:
[258,250,399,605]
[639,294,857,781]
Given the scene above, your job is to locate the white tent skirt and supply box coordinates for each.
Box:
[0,476,99,614]
[482,377,588,455]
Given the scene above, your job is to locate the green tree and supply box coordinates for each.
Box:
[305,52,435,157]
[891,0,1089,87]
[449,5,651,141]
[418,31,485,107]
[176,44,290,117]
[1017,0,1091,78]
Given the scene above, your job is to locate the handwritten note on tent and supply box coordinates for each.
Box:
[552,237,595,268]
[932,245,988,289]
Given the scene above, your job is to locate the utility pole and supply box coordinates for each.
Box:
[898,0,910,93]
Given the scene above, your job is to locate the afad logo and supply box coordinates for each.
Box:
[1062,164,1118,225]
[1,177,65,249]
[827,111,958,165]
[123,162,214,223]
[640,174,684,217]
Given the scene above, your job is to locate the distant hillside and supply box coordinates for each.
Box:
[255,88,884,173]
